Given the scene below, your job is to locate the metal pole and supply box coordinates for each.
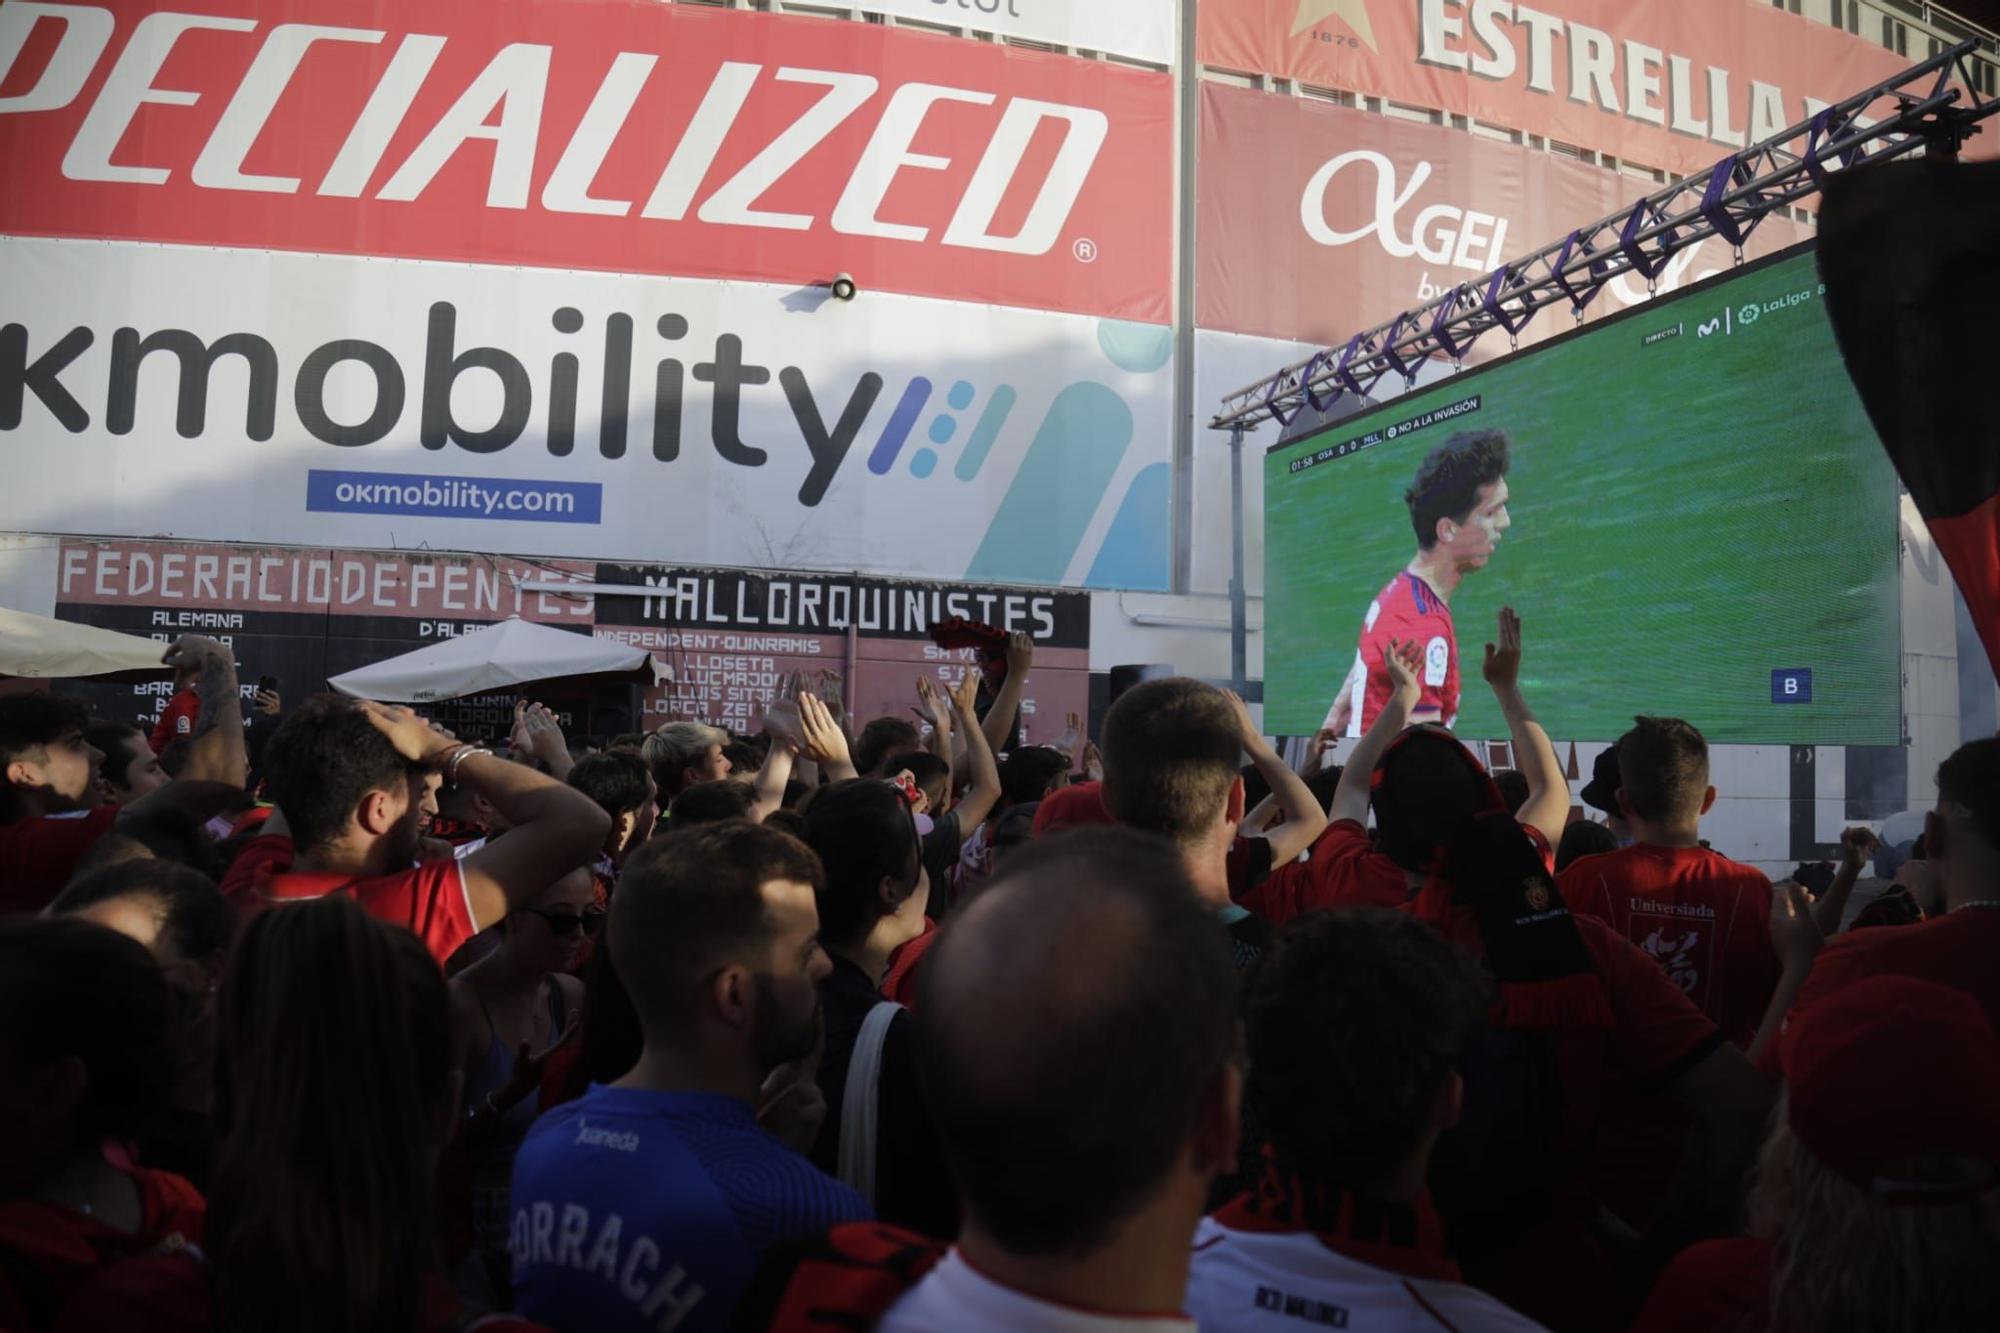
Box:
[1228,424,1247,695]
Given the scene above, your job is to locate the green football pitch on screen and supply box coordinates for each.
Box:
[1263,244,1900,746]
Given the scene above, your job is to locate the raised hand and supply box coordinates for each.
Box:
[1483,605,1523,690]
[510,701,568,766]
[913,674,950,732]
[1053,710,1082,760]
[764,671,805,745]
[950,668,981,720]
[1004,630,1034,677]
[1838,825,1880,873]
[161,633,229,676]
[1382,638,1423,714]
[1080,740,1105,783]
[1769,880,1824,973]
[793,692,853,770]
[253,688,282,717]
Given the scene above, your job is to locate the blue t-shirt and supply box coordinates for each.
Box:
[510,1084,871,1333]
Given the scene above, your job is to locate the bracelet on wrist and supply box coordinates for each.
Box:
[444,745,492,784]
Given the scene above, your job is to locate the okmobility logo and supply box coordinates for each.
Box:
[0,300,1175,586]
[306,471,601,524]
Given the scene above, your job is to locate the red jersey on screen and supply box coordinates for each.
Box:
[1559,844,1781,1048]
[149,689,199,755]
[1343,572,1459,736]
[0,806,119,914]
[222,833,477,963]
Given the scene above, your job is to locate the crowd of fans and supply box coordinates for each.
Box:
[3,616,1998,1332]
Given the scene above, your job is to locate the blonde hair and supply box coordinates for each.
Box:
[641,721,728,793]
[1750,1094,2000,1333]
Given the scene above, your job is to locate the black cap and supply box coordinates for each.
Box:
[1579,746,1621,815]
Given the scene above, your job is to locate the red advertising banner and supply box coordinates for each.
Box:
[1196,82,1814,347]
[0,0,1172,321]
[1198,0,1921,180]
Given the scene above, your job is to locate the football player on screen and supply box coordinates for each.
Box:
[1324,429,1513,737]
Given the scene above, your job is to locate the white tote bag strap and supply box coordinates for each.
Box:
[837,1000,904,1205]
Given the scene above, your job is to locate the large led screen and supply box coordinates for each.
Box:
[1263,246,1900,745]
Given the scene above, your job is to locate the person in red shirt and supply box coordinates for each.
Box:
[1634,973,2000,1333]
[2,635,248,914]
[1240,606,1570,924]
[1773,736,2000,1036]
[221,695,610,966]
[0,916,205,1332]
[1323,428,1513,737]
[1559,717,1780,1049]
[1300,617,1770,1328]
[1557,719,1782,1237]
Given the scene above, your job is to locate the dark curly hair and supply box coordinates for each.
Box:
[1247,908,1489,1193]
[1406,429,1510,550]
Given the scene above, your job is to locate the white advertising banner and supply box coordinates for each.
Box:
[858,0,1177,66]
[0,236,1175,589]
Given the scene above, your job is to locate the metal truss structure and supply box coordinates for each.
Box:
[1211,39,2000,434]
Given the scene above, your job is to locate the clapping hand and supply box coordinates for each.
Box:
[510,700,568,765]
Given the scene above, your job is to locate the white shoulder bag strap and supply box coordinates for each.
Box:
[837,1000,905,1205]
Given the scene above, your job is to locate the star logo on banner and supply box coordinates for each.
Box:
[1292,0,1378,52]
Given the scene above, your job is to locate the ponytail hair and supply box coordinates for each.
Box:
[208,896,451,1333]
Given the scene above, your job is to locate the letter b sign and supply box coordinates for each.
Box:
[1771,668,1813,704]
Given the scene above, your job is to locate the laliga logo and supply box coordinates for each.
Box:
[1299,150,1510,274]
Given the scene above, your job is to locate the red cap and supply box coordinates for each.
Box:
[1782,973,2000,1203]
[1031,781,1116,838]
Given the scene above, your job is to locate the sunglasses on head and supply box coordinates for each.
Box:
[523,906,606,937]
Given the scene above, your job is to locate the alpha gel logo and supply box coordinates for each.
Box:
[307,470,601,524]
